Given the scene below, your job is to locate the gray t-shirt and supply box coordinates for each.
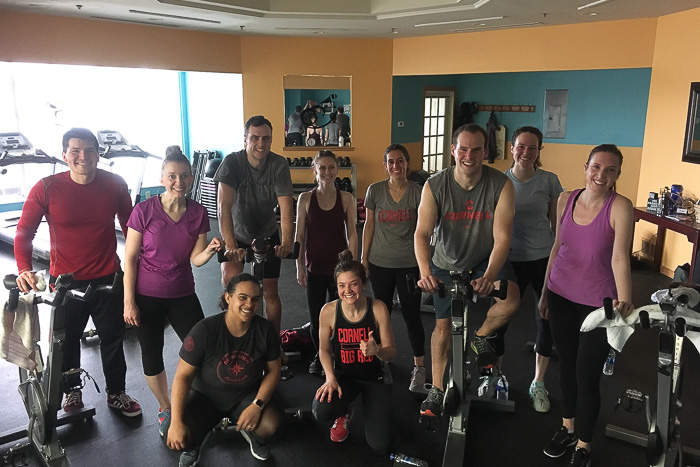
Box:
[214,149,293,244]
[288,112,304,134]
[326,122,340,145]
[364,180,421,268]
[505,168,563,262]
[429,165,507,272]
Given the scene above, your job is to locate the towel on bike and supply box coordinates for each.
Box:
[1,293,41,372]
[581,302,700,354]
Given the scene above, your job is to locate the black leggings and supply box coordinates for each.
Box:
[305,271,338,349]
[312,379,393,455]
[548,291,610,443]
[55,273,127,395]
[368,263,425,358]
[511,257,553,357]
[134,293,204,376]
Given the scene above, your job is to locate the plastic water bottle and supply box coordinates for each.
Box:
[496,374,509,400]
[603,349,615,376]
[389,453,429,466]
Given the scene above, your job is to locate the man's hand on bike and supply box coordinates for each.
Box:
[471,275,496,297]
[275,243,292,259]
[417,274,442,294]
[16,270,38,293]
[225,248,247,263]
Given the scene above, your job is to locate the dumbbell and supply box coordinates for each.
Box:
[306,157,313,166]
[341,177,353,193]
[287,157,292,166]
[344,157,351,167]
[292,157,301,167]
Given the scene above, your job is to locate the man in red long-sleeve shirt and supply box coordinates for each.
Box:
[15,127,142,417]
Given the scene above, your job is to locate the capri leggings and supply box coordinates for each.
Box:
[548,290,610,443]
[510,257,553,357]
[312,378,393,455]
[134,293,205,376]
[368,263,425,358]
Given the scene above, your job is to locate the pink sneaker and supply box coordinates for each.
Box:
[106,392,142,417]
[330,406,353,443]
[63,390,84,413]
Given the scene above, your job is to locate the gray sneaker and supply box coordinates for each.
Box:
[529,384,551,413]
[179,447,201,467]
[408,366,428,393]
[241,430,271,461]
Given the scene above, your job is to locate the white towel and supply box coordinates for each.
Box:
[581,304,700,354]
[1,294,41,371]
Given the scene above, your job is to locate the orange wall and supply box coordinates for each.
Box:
[393,18,657,75]
[240,36,394,196]
[636,7,700,275]
[0,11,242,72]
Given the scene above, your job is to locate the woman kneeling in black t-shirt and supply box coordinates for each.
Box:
[165,273,283,465]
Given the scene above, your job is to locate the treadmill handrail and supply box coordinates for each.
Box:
[0,149,67,168]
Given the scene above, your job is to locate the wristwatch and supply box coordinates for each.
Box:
[253,398,264,409]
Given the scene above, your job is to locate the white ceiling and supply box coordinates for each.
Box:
[1,0,698,38]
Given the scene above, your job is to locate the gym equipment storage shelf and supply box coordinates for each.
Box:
[290,164,357,200]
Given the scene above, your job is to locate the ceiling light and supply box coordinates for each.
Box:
[577,0,611,11]
[129,9,220,24]
[416,16,504,28]
[391,28,398,34]
[450,21,542,32]
[587,12,599,16]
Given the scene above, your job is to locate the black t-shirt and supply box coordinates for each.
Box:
[179,312,280,412]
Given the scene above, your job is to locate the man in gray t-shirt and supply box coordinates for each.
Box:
[415,123,520,418]
[214,115,294,335]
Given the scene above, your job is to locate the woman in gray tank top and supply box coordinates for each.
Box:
[361,144,427,394]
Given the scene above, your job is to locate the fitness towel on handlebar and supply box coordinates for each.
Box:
[1,294,41,371]
[581,303,700,353]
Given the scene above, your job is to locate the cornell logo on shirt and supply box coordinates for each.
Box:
[217,350,254,384]
[377,209,414,227]
[443,200,492,225]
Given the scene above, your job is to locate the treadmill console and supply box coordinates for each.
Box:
[0,133,33,152]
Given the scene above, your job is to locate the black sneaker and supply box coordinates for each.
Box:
[569,447,591,467]
[309,353,324,376]
[420,386,444,417]
[471,332,498,375]
[544,426,578,458]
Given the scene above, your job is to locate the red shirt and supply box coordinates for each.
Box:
[15,169,132,280]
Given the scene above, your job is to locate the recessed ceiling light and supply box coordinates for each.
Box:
[587,12,599,16]
[415,16,504,28]
[129,9,220,24]
[577,0,611,11]
[390,28,398,34]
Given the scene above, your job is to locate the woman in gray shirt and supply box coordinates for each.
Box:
[361,144,426,394]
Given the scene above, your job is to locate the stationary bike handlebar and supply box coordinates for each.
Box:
[406,274,507,301]
[3,271,123,312]
[217,237,300,263]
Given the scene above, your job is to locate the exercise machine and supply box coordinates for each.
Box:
[605,284,700,466]
[409,272,512,467]
[96,130,161,208]
[0,133,67,263]
[1,271,123,467]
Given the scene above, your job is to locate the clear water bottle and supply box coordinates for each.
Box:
[389,453,429,467]
[603,349,615,376]
[496,374,509,400]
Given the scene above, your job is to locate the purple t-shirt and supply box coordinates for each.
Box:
[127,196,210,298]
[548,189,618,307]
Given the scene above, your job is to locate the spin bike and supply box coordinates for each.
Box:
[1,271,122,467]
[409,271,511,467]
[604,284,700,467]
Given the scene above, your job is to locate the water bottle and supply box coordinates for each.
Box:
[389,453,429,467]
[496,374,509,400]
[603,349,615,376]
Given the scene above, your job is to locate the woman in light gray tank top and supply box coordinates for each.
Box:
[361,144,427,394]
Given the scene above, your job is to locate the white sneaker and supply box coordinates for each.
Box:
[409,366,428,393]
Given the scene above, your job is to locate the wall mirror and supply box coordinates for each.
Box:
[682,81,700,164]
[283,75,351,148]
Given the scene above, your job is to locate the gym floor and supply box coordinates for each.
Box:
[1,223,699,467]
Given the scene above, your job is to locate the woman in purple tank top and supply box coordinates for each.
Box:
[294,150,358,376]
[538,145,634,467]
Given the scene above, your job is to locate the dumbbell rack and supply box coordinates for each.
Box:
[290,163,357,202]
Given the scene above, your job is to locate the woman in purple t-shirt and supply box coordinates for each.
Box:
[123,146,221,436]
[538,145,634,466]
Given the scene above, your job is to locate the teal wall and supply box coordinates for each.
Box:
[284,89,351,126]
[392,68,652,148]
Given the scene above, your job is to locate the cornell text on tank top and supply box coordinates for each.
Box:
[330,298,385,383]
